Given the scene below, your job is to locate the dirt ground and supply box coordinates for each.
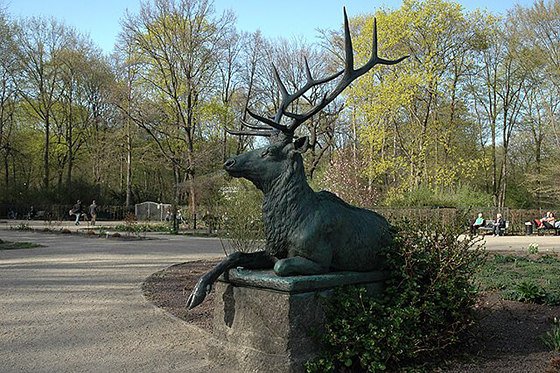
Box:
[142,260,218,332]
[142,260,560,372]
[443,291,560,372]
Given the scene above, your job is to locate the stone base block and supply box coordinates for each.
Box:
[208,269,390,373]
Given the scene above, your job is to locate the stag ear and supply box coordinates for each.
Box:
[292,136,310,154]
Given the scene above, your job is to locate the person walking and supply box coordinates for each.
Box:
[89,200,98,226]
[71,200,82,225]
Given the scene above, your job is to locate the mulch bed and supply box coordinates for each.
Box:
[443,292,560,372]
[142,260,560,372]
[142,260,219,332]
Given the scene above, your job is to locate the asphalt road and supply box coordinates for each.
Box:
[0,228,224,373]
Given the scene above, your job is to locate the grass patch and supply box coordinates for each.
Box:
[114,222,172,234]
[475,252,560,305]
[0,239,42,250]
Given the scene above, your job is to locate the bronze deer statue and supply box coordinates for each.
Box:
[186,9,407,310]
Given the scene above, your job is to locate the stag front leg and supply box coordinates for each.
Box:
[186,251,276,310]
[273,256,329,276]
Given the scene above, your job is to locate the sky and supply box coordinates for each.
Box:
[4,0,538,54]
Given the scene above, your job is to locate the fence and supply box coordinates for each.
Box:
[369,207,551,235]
[0,202,554,234]
[0,203,128,221]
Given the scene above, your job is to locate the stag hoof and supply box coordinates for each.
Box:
[186,278,212,310]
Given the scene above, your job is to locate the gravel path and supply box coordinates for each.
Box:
[0,229,224,373]
[477,234,560,252]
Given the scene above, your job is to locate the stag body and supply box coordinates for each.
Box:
[186,8,407,310]
[226,137,391,275]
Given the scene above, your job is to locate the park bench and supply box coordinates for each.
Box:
[536,225,560,236]
[476,220,509,236]
[24,210,46,220]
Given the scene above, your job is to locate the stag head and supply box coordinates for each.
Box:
[225,8,407,183]
[224,136,309,191]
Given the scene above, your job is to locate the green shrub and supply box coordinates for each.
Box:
[11,223,31,231]
[115,222,172,234]
[492,254,517,264]
[545,292,560,306]
[218,179,264,255]
[528,243,539,255]
[387,184,492,208]
[501,281,560,306]
[514,280,547,304]
[539,253,560,264]
[542,318,560,352]
[306,220,484,372]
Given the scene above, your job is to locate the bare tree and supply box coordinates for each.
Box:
[0,9,17,187]
[13,17,70,189]
[120,0,235,211]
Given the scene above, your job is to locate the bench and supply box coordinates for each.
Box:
[536,225,560,236]
[25,210,46,220]
[476,220,509,236]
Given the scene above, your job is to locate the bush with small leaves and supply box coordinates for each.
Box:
[218,179,265,255]
[306,219,484,372]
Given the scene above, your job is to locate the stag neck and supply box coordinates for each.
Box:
[261,154,315,254]
[262,154,314,206]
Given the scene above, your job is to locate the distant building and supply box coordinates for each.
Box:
[135,201,172,221]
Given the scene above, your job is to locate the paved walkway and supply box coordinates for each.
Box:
[475,233,560,252]
[0,226,224,373]
[0,222,559,372]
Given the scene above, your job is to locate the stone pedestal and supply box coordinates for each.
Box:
[208,269,390,373]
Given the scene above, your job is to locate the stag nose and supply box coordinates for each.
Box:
[224,158,236,169]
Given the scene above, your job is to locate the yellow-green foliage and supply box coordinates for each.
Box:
[344,0,495,203]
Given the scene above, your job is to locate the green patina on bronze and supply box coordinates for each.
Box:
[186,8,407,310]
[221,268,392,294]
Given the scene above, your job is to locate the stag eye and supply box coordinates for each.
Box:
[261,147,272,157]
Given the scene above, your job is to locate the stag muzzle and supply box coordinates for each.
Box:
[224,158,236,169]
[224,157,243,178]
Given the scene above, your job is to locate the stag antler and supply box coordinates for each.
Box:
[228,7,408,138]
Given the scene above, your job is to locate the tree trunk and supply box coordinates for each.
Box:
[536,137,542,207]
[186,90,197,213]
[4,153,9,187]
[44,115,50,189]
[491,118,498,208]
[499,156,507,210]
[66,77,74,188]
[125,115,133,209]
